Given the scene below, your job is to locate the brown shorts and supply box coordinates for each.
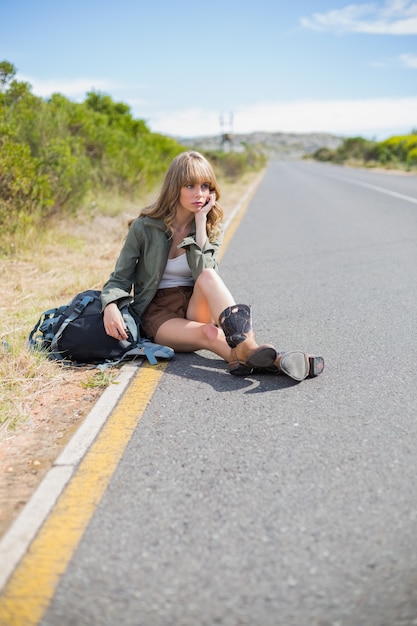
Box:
[141,286,194,341]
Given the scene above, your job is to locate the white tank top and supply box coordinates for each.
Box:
[158,253,194,288]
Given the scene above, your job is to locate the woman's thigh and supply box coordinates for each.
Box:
[154,318,209,352]
[155,317,230,360]
[186,286,213,324]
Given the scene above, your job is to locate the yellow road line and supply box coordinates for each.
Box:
[0,169,265,625]
[0,363,166,626]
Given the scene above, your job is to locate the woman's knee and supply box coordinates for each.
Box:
[201,322,224,343]
[195,268,220,291]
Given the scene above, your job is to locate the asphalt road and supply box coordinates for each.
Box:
[42,161,417,626]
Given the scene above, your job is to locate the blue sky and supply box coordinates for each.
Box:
[2,0,417,139]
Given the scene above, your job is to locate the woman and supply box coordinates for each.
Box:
[101,151,324,381]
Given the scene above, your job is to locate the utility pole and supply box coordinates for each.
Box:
[219,112,234,151]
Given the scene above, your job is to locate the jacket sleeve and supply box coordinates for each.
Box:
[181,227,224,281]
[100,222,142,311]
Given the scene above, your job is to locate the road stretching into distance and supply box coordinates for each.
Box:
[1,160,417,625]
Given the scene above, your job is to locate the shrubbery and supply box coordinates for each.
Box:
[205,145,266,179]
[311,132,417,169]
[376,134,417,166]
[0,62,183,243]
[0,135,53,231]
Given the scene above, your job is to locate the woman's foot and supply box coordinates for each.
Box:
[228,345,277,376]
[257,352,325,382]
[219,304,277,376]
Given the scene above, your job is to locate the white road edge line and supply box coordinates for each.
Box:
[331,174,417,205]
[0,363,138,592]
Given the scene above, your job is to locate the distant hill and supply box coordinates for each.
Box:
[177,131,343,159]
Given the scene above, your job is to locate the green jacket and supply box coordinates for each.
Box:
[100,215,223,321]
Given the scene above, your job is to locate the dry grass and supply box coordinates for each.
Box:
[0,172,260,432]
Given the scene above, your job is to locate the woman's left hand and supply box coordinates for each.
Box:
[194,193,215,248]
[198,192,216,217]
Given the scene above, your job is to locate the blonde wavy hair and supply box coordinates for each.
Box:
[139,151,223,242]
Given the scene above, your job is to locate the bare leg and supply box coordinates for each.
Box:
[186,268,235,324]
[153,268,324,380]
[154,318,231,361]
[154,269,274,372]
[153,270,235,361]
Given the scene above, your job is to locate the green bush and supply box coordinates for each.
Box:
[311,147,336,162]
[333,137,379,163]
[39,137,91,212]
[406,147,417,166]
[376,134,417,164]
[0,135,52,235]
[0,61,185,245]
[312,131,417,168]
[206,147,266,179]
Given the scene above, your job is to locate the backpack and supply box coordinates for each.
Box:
[28,289,174,368]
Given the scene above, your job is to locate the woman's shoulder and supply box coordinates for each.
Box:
[130,215,167,232]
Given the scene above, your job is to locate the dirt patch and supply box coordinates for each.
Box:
[0,369,103,538]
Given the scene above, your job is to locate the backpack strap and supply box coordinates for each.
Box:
[28,306,67,350]
[123,339,174,365]
[96,339,175,371]
[49,294,95,358]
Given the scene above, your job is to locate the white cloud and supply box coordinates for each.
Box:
[400,52,417,66]
[369,51,417,66]
[147,96,417,139]
[147,108,221,138]
[18,75,118,99]
[300,0,417,35]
